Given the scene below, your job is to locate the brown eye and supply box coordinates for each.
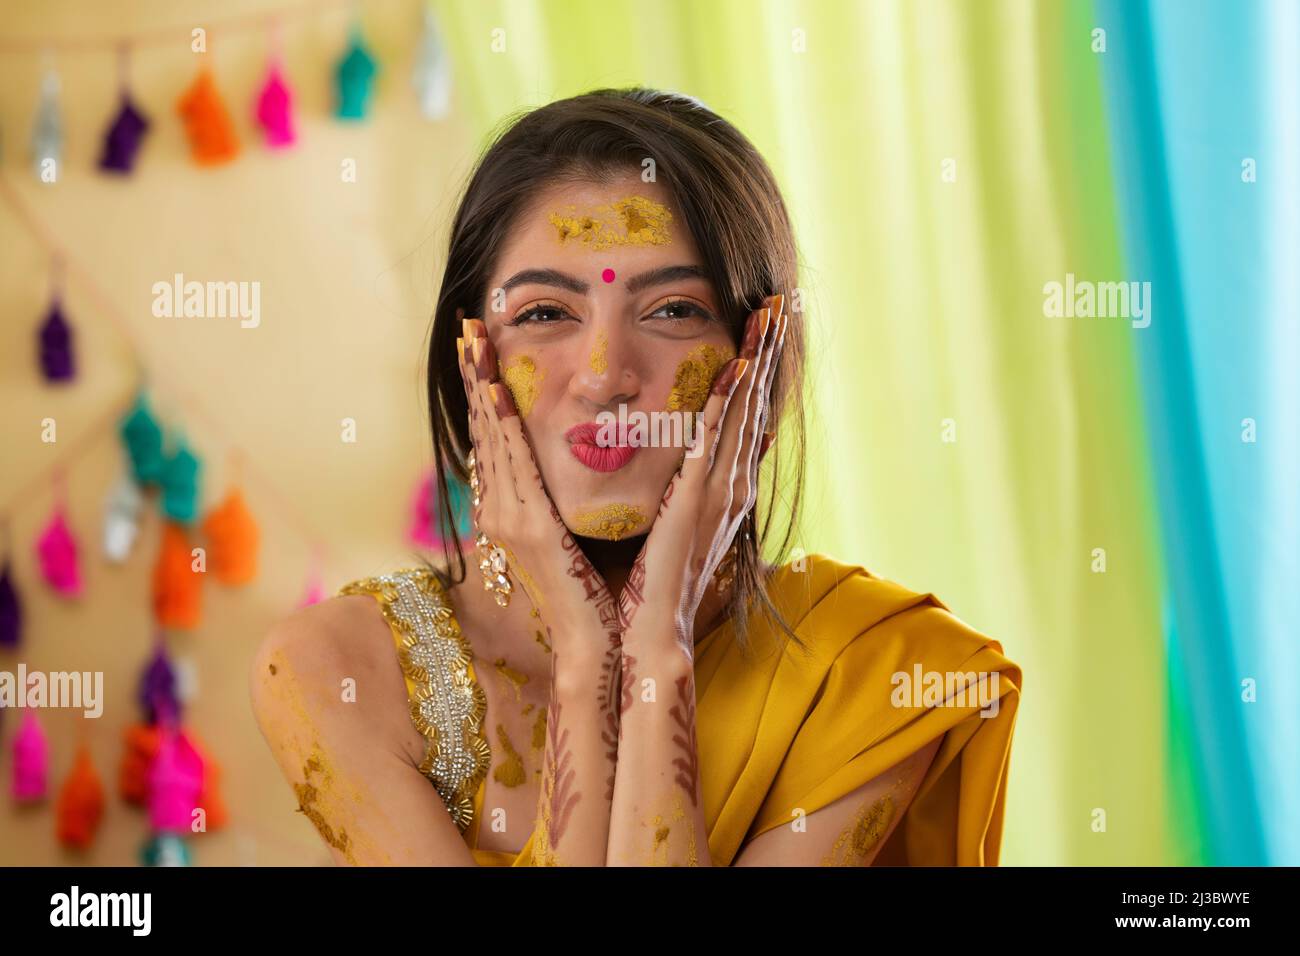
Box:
[509,304,574,326]
[647,299,716,324]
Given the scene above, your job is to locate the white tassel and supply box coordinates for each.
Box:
[103,471,144,562]
[30,59,63,182]
[411,7,452,120]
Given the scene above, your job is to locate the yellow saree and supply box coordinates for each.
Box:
[349,552,1021,866]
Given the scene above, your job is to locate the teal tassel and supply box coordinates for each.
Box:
[119,392,166,487]
[335,29,377,119]
[160,434,201,525]
[140,832,191,866]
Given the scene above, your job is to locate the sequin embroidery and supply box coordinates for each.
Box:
[338,567,490,835]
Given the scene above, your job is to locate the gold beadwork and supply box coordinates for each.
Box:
[338,567,490,835]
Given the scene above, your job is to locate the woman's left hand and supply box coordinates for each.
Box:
[617,293,787,659]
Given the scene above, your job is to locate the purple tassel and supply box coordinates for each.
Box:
[99,93,150,174]
[0,559,21,649]
[39,298,75,383]
[138,641,181,725]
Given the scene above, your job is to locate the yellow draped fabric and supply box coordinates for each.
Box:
[389,553,1021,866]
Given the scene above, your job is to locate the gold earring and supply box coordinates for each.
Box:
[468,450,481,508]
[468,451,512,607]
[477,533,513,607]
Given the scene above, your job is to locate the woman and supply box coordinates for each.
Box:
[250,87,1021,866]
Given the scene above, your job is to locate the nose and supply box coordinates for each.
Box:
[566,322,640,411]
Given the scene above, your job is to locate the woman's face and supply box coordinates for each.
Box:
[480,173,737,541]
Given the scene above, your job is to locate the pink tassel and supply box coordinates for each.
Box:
[148,726,204,833]
[12,710,49,802]
[255,61,297,148]
[35,503,82,597]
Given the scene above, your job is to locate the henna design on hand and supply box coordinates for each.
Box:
[618,652,637,743]
[540,654,580,852]
[668,674,700,806]
[617,553,646,631]
[596,632,622,801]
[616,477,673,630]
[561,529,622,631]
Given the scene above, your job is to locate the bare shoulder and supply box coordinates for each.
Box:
[247,585,478,865]
[248,590,425,767]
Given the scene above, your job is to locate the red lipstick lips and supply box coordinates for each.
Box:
[566,421,638,472]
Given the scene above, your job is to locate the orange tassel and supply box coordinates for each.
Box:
[201,487,258,585]
[152,522,203,629]
[57,745,105,849]
[176,68,240,165]
[188,733,229,832]
[119,722,161,805]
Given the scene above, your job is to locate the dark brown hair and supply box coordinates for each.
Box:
[423,86,807,657]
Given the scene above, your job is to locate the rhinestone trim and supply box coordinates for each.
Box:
[338,567,490,834]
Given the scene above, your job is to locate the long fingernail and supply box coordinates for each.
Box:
[488,382,517,418]
[743,312,767,358]
[768,294,785,325]
[711,358,748,395]
[474,337,497,378]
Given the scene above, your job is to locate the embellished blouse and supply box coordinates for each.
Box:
[336,567,504,862]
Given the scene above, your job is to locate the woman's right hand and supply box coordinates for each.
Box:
[457,316,622,658]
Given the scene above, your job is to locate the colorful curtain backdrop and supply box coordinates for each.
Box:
[431,0,1295,865]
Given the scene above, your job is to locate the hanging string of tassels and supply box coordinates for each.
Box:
[0,172,335,608]
[3,0,460,183]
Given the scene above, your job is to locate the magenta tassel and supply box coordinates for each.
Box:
[12,711,50,802]
[255,63,297,148]
[35,504,82,597]
[148,727,204,832]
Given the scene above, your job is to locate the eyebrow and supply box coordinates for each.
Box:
[500,264,709,297]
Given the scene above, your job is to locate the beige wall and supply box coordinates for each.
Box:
[0,0,474,865]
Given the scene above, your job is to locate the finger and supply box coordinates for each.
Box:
[746,295,786,477]
[740,295,783,473]
[470,327,522,526]
[458,330,490,521]
[488,375,555,519]
[709,304,770,494]
[678,353,747,489]
[462,320,504,531]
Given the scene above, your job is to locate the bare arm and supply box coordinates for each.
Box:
[731,736,942,866]
[530,635,621,865]
[248,595,476,865]
[606,640,710,866]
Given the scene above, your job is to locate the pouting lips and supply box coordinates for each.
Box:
[565,421,639,472]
